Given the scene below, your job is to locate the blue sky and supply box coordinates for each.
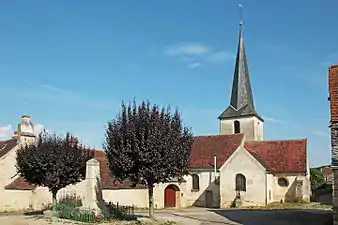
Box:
[0,0,336,167]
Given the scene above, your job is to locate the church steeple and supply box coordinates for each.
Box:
[218,17,263,122]
[218,6,263,141]
[229,23,254,110]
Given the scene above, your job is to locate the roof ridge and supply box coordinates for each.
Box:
[245,138,307,143]
[193,133,244,138]
[0,138,16,143]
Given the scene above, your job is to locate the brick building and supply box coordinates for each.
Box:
[329,64,338,224]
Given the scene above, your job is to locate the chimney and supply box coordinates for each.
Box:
[12,131,18,139]
[329,65,338,122]
[17,115,36,147]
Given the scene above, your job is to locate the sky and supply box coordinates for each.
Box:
[0,0,337,167]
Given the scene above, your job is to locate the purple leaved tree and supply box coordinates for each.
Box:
[103,100,193,219]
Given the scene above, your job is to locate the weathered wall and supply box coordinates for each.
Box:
[219,116,263,141]
[268,174,311,203]
[329,64,338,225]
[274,175,296,202]
[102,189,148,208]
[219,146,266,207]
[0,145,21,211]
[183,171,220,208]
[266,173,274,204]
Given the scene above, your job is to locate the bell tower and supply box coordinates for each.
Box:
[218,7,263,141]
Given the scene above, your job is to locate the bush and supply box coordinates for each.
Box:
[54,199,135,223]
[104,202,135,220]
[58,193,82,207]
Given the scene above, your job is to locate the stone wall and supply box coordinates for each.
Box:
[329,64,338,225]
[219,116,263,141]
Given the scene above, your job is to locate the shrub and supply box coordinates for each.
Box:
[54,200,135,223]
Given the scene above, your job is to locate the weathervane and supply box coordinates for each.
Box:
[238,4,243,26]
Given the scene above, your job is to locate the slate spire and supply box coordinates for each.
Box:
[230,22,254,110]
[218,17,263,121]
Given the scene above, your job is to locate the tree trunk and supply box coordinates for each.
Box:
[52,190,57,214]
[147,182,154,219]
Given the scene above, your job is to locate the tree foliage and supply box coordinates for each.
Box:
[310,168,326,190]
[103,100,193,218]
[16,132,93,200]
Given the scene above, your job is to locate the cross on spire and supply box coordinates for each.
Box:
[238,4,243,26]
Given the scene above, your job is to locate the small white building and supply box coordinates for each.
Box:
[0,21,310,211]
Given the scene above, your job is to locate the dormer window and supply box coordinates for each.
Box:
[234,120,240,134]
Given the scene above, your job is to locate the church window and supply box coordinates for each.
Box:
[192,174,200,191]
[235,173,246,191]
[234,121,240,134]
[278,177,288,187]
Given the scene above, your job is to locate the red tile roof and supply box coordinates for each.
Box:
[244,139,307,174]
[321,167,332,177]
[93,150,146,190]
[0,138,18,159]
[5,176,36,190]
[189,134,244,168]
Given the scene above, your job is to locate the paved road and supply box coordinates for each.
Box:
[136,208,333,225]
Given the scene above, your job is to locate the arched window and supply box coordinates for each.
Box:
[234,120,240,134]
[192,174,200,191]
[278,177,288,187]
[235,173,246,191]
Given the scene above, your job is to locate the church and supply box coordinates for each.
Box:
[0,21,310,211]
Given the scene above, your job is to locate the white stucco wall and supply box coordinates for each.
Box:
[266,173,275,204]
[103,189,148,208]
[272,174,310,203]
[220,146,267,207]
[219,116,263,141]
[0,145,21,211]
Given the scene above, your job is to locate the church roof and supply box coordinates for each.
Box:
[244,139,307,174]
[219,23,263,121]
[0,138,17,159]
[189,134,244,168]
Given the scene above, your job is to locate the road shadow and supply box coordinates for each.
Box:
[209,209,332,225]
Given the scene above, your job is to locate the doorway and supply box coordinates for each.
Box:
[206,190,213,208]
[164,184,180,208]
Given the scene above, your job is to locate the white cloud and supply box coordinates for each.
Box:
[264,116,283,124]
[164,43,233,69]
[312,131,330,138]
[165,43,210,56]
[41,84,66,92]
[187,62,201,69]
[0,125,13,138]
[208,51,234,63]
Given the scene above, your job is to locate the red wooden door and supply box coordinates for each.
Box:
[164,186,176,208]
